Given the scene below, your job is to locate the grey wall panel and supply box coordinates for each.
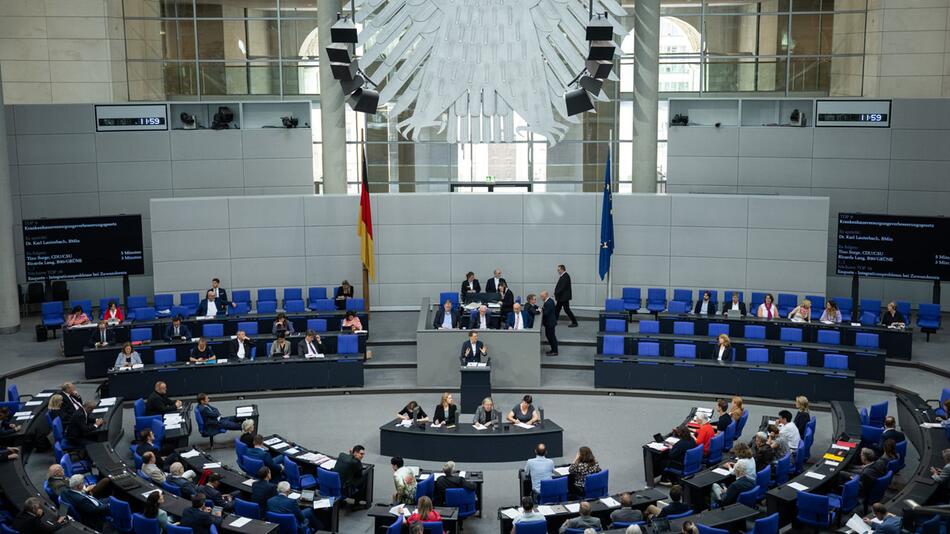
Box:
[304,255,363,286]
[227,196,304,228]
[244,158,311,187]
[667,127,739,157]
[152,229,231,262]
[888,160,950,191]
[170,130,243,160]
[64,279,107,301]
[738,158,812,188]
[17,133,95,164]
[9,166,18,196]
[826,274,885,302]
[523,194,595,225]
[738,127,813,157]
[748,229,827,262]
[667,156,738,187]
[670,227,747,258]
[812,129,891,159]
[887,190,950,216]
[303,226,361,257]
[749,196,829,231]
[95,132,170,162]
[672,195,748,228]
[4,106,14,133]
[240,129,311,159]
[670,257,746,289]
[813,187,888,215]
[170,159,244,190]
[99,161,172,191]
[747,260,826,294]
[174,188,245,197]
[18,163,98,194]
[811,158,889,190]
[230,257,306,288]
[99,190,172,216]
[522,224,594,254]
[150,198,230,231]
[666,185,743,194]
[449,254,524,286]
[450,194,523,224]
[891,130,950,161]
[612,194,671,226]
[303,195,359,226]
[377,284,450,307]
[522,253,594,286]
[20,192,100,218]
[377,254,451,284]
[6,135,17,165]
[612,225,672,255]
[375,225,448,255]
[244,186,313,196]
[737,186,812,196]
[449,225,523,254]
[153,259,232,294]
[891,99,950,129]
[13,104,94,134]
[229,227,305,258]
[609,255,672,287]
[378,193,450,225]
[881,279,943,306]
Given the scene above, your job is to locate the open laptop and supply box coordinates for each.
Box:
[727,309,742,318]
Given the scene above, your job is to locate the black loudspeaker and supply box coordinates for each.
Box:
[35,324,48,342]
[586,17,613,41]
[331,60,359,81]
[579,75,603,95]
[588,41,616,61]
[340,75,365,96]
[325,43,351,63]
[587,59,613,79]
[565,88,594,116]
[349,88,380,114]
[330,18,358,44]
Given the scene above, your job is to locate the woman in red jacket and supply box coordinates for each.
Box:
[407,496,441,524]
[694,412,716,455]
[102,300,124,321]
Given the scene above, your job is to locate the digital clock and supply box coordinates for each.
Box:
[98,117,166,127]
[815,100,891,128]
[95,105,169,132]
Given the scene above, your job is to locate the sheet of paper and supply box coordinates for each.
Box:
[665,436,680,444]
[92,407,109,414]
[180,449,200,458]
[141,489,160,498]
[285,447,300,455]
[271,442,289,450]
[322,459,336,470]
[397,420,412,428]
[787,482,809,491]
[831,444,850,450]
[165,424,181,430]
[845,513,872,534]
[13,411,31,417]
[313,498,333,510]
[921,422,943,428]
[389,505,405,516]
[712,468,730,475]
[288,492,301,500]
[458,471,466,479]
[131,363,144,369]
[565,503,580,513]
[825,460,840,467]
[99,397,117,406]
[804,472,826,480]
[242,478,255,486]
[600,497,621,508]
[236,407,254,415]
[217,359,228,364]
[554,467,570,476]
[514,422,534,429]
[647,443,669,451]
[264,437,282,445]
[472,423,487,431]
[15,415,32,421]
[228,517,252,528]
[36,392,53,398]
[538,505,555,516]
[25,400,42,406]
[203,463,221,469]
[501,508,520,519]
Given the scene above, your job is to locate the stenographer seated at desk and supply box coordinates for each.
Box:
[164,316,192,341]
[433,393,457,426]
[88,321,115,348]
[433,300,460,330]
[461,272,481,301]
[341,310,363,332]
[189,338,216,363]
[507,395,541,426]
[114,342,142,369]
[397,401,429,423]
[473,398,501,428]
[460,331,487,365]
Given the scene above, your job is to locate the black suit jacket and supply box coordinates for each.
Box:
[209,287,230,306]
[66,408,97,442]
[181,507,219,534]
[333,453,364,490]
[60,394,82,421]
[542,298,557,328]
[230,338,254,358]
[146,391,177,416]
[461,279,481,296]
[13,510,58,534]
[434,474,476,506]
[499,290,514,316]
[196,299,223,316]
[432,308,460,329]
[250,480,277,507]
[87,328,115,347]
[721,301,747,316]
[693,300,717,315]
[485,278,507,294]
[555,272,572,302]
[460,340,484,364]
[881,429,905,446]
[163,323,193,341]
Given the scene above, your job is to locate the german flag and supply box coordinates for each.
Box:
[357,141,375,281]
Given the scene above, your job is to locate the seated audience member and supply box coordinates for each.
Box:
[297,330,325,357]
[715,398,732,432]
[723,443,757,482]
[391,457,417,505]
[866,502,901,534]
[66,400,104,445]
[558,501,602,533]
[525,444,555,499]
[230,330,254,359]
[46,464,70,497]
[771,410,800,458]
[929,448,950,492]
[757,293,779,319]
[250,467,277,508]
[407,496,441,524]
[59,474,109,529]
[146,381,182,415]
[342,310,363,332]
[142,491,169,532]
[660,426,696,483]
[180,493,221,534]
[267,481,323,531]
[473,397,500,427]
[142,452,167,484]
[196,291,221,319]
[753,432,775,470]
[433,300,460,330]
[166,462,198,498]
[246,435,284,480]
[788,299,812,322]
[0,407,21,437]
[681,521,699,534]
[729,396,744,423]
[334,444,367,500]
[189,337,216,363]
[47,394,64,423]
[460,272,481,300]
[432,393,457,426]
[460,331,487,365]
[239,419,256,447]
[568,446,602,499]
[644,485,689,520]
[60,382,84,420]
[857,448,889,510]
[794,396,811,438]
[163,316,192,341]
[506,302,533,330]
[197,393,242,432]
[269,332,292,358]
[610,492,644,525]
[102,300,124,322]
[498,282,514,317]
[271,313,294,336]
[513,496,545,530]
[508,394,541,425]
[88,321,115,348]
[471,305,492,330]
[693,412,715,455]
[881,439,899,466]
[820,300,842,323]
[880,301,906,327]
[115,342,142,369]
[693,291,716,315]
[721,292,746,316]
[711,462,756,506]
[136,429,164,466]
[397,401,429,422]
[66,306,90,328]
[14,497,67,534]
[434,460,476,506]
[715,334,732,361]
[880,416,905,449]
[335,280,354,310]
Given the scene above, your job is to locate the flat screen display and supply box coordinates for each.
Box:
[836,213,950,281]
[23,215,145,282]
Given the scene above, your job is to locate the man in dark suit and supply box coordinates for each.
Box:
[433,460,476,506]
[469,305,494,330]
[432,300,460,329]
[209,278,235,309]
[554,265,578,327]
[163,316,192,342]
[197,393,242,432]
[198,473,236,511]
[250,467,277,508]
[59,382,84,421]
[196,290,223,318]
[66,400,103,445]
[721,292,746,316]
[166,463,198,499]
[297,330,325,358]
[267,481,323,531]
[180,493,221,534]
[460,272,481,302]
[693,291,717,315]
[146,381,182,415]
[712,463,756,506]
[541,290,558,356]
[230,330,254,359]
[857,448,889,511]
[59,475,109,530]
[498,282,514,317]
[524,294,540,317]
[880,416,905,448]
[87,321,115,348]
[13,497,66,534]
[485,269,506,294]
[245,434,284,480]
[460,331,487,365]
[506,303,534,330]
[334,445,367,501]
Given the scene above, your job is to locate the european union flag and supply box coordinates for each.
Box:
[599,148,614,280]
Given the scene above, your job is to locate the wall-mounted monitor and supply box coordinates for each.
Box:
[816,100,891,127]
[95,104,168,132]
[836,213,949,281]
[22,215,145,282]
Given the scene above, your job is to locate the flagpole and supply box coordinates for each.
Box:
[360,128,370,317]
[607,128,613,300]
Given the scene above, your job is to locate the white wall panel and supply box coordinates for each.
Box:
[672,195,748,227]
[229,227,305,258]
[612,225,672,255]
[612,194,671,226]
[95,131,170,162]
[171,160,244,190]
[670,227,747,258]
[670,257,747,289]
[170,130,242,160]
[748,229,827,262]
[747,260,826,294]
[376,225,449,255]
[738,158,812,188]
[377,254,451,284]
[150,198,229,231]
[18,163,98,194]
[152,229,230,262]
[227,196,303,228]
[667,156,738,187]
[449,225,524,254]
[100,161,172,191]
[811,158,889,190]
[230,257,306,288]
[450,194,523,224]
[17,133,95,164]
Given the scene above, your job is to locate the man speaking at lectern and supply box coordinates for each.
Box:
[460,331,487,365]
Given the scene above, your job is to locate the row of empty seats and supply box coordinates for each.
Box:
[605,319,883,348]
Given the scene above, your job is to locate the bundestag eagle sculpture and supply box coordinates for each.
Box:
[353,0,628,145]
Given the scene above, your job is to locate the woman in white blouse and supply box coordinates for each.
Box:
[788,299,812,322]
[757,293,779,319]
[716,334,732,361]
